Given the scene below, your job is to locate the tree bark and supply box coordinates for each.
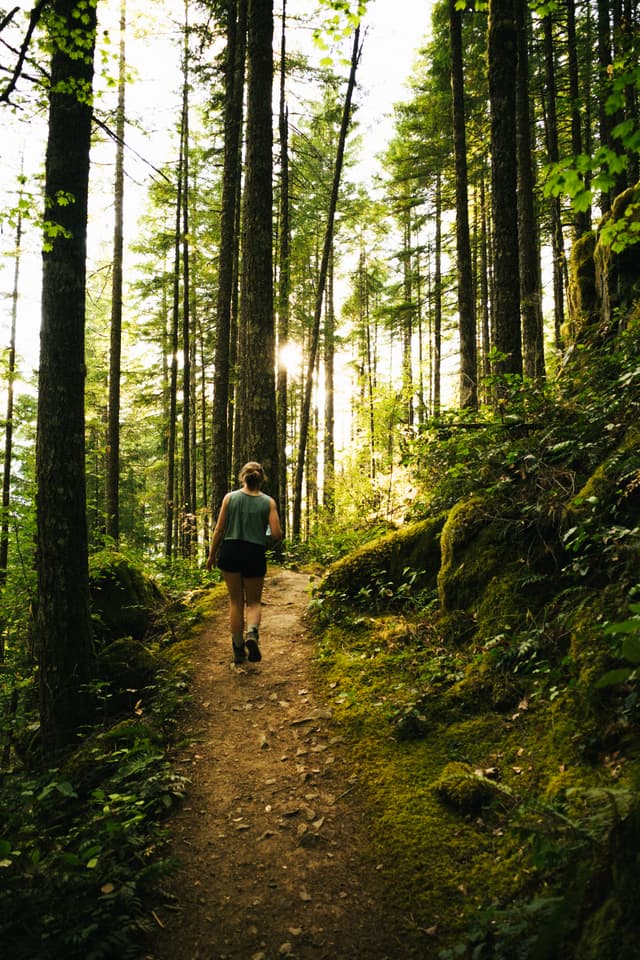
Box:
[36,0,97,755]
[323,249,335,515]
[164,116,184,559]
[488,0,522,381]
[235,0,279,500]
[448,0,477,408]
[567,0,590,236]
[515,0,545,381]
[181,12,195,558]
[0,182,21,586]
[542,11,566,351]
[212,0,246,518]
[106,0,126,544]
[277,0,290,534]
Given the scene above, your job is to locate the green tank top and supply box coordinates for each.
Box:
[223,489,271,546]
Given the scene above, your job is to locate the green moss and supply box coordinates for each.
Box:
[565,230,597,342]
[97,637,160,692]
[89,551,163,645]
[570,424,640,528]
[432,761,502,813]
[319,513,445,604]
[437,496,529,615]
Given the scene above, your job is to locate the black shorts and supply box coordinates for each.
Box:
[218,539,267,578]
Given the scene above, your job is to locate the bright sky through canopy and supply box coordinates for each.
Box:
[2,0,431,375]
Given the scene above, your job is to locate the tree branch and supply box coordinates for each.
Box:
[0,0,50,104]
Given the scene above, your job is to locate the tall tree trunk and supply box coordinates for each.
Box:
[36,0,97,755]
[597,0,614,213]
[478,166,491,397]
[323,249,335,514]
[449,0,477,409]
[291,26,360,539]
[235,0,279,498]
[181,11,194,558]
[489,0,522,381]
[212,0,246,519]
[198,314,209,554]
[277,0,290,535]
[402,209,414,425]
[516,0,545,381]
[542,11,566,350]
[621,0,639,186]
[433,170,442,416]
[0,185,22,586]
[567,0,590,236]
[164,120,185,559]
[105,0,126,544]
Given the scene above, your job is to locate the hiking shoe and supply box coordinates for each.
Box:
[246,630,261,662]
[232,641,246,665]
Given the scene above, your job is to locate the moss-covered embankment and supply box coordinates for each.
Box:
[312,419,640,958]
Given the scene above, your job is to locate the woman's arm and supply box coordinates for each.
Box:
[267,498,283,543]
[206,494,230,569]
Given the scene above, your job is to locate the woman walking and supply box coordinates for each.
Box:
[206,462,282,664]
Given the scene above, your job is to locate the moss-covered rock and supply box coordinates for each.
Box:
[318,513,446,605]
[437,497,524,614]
[432,760,502,814]
[97,637,160,697]
[569,424,640,530]
[89,551,163,645]
[594,182,640,335]
[565,184,640,346]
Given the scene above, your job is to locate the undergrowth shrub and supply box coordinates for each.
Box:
[0,553,199,959]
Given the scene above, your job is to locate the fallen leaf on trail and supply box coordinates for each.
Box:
[101,882,115,894]
[512,766,523,774]
[426,925,438,936]
[260,733,270,750]
[299,889,312,902]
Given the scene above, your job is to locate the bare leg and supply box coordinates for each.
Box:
[223,571,245,635]
[244,576,264,631]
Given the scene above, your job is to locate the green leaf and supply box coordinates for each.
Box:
[595,667,633,688]
[604,618,640,636]
[622,633,640,664]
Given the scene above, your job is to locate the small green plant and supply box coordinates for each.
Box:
[597,602,640,688]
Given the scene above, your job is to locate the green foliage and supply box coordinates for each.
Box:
[311,309,640,957]
[0,551,203,959]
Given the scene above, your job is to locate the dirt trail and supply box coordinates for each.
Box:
[145,568,414,960]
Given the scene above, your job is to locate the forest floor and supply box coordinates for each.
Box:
[144,568,423,960]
